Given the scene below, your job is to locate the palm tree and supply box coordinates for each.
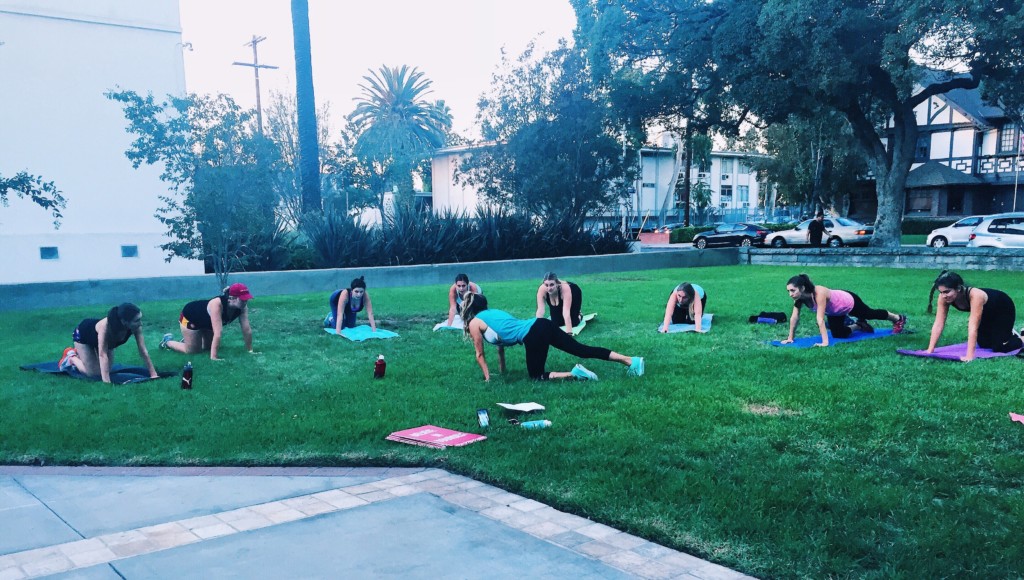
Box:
[291,0,321,214]
[349,65,452,202]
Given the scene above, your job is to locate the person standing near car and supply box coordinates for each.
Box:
[807,213,828,246]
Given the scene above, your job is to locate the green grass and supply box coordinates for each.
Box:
[3,265,1023,578]
[901,234,927,245]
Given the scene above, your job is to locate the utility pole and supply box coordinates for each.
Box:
[232,35,278,134]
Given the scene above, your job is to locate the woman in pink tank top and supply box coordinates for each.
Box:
[781,273,907,347]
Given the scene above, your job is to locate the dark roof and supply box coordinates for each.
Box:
[906,161,983,189]
[917,69,1007,127]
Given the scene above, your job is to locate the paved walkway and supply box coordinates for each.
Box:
[0,466,753,579]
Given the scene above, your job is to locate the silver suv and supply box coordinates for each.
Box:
[965,212,1024,248]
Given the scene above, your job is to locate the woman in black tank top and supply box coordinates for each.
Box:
[162,283,255,360]
[927,271,1022,361]
[536,272,583,334]
[59,303,157,383]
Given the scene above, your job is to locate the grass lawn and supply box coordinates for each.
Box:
[3,265,1023,578]
[901,234,927,245]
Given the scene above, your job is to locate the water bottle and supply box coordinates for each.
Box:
[521,419,552,430]
[373,354,386,379]
[181,361,193,390]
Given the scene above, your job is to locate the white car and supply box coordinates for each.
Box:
[926,216,984,248]
[965,212,1024,248]
[765,217,873,248]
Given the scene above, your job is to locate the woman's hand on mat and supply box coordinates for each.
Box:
[780,338,793,344]
[814,342,828,348]
[248,350,261,355]
[960,355,974,362]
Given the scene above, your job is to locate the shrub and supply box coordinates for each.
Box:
[902,218,957,235]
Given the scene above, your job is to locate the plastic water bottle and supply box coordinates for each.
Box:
[373,354,386,379]
[521,420,551,430]
[181,361,193,390]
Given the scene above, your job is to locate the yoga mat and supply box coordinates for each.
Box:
[20,362,176,385]
[659,314,714,333]
[433,315,464,331]
[770,328,894,348]
[325,326,399,341]
[570,313,597,336]
[896,343,1021,361]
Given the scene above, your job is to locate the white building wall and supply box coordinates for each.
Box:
[0,0,203,283]
[951,129,974,158]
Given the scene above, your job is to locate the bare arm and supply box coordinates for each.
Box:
[926,298,950,353]
[239,307,253,352]
[560,283,573,333]
[446,284,459,326]
[535,285,547,319]
[365,292,376,331]
[335,289,348,334]
[208,298,224,360]
[134,329,158,378]
[96,318,113,383]
[964,289,987,362]
[661,291,677,332]
[782,305,800,343]
[693,295,705,332]
[469,319,490,381]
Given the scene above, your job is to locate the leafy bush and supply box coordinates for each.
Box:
[670,226,715,243]
[382,205,479,265]
[902,218,957,235]
[300,210,380,268]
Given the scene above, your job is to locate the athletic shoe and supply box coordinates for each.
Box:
[855,319,875,334]
[58,347,77,371]
[159,333,173,350]
[627,356,645,377]
[893,314,907,334]
[571,364,598,381]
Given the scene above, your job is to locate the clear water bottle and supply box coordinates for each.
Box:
[373,354,386,379]
[181,361,193,390]
[521,419,551,430]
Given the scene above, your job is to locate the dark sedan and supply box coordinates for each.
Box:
[692,223,770,249]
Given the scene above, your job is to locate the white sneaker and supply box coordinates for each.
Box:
[571,364,598,381]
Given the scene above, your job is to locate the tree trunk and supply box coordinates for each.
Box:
[683,125,693,226]
[869,107,916,248]
[291,0,321,214]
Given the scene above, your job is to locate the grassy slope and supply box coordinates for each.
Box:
[2,265,1022,578]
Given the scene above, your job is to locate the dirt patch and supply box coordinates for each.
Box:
[744,404,801,417]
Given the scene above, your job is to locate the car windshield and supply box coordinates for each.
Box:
[833,217,862,227]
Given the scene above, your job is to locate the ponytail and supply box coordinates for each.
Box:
[460,292,489,335]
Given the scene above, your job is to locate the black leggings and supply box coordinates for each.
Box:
[671,295,708,324]
[523,318,611,380]
[827,291,889,339]
[975,289,1022,352]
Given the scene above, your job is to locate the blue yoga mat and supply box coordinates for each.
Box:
[658,314,714,333]
[20,362,177,385]
[770,328,895,347]
[325,325,400,341]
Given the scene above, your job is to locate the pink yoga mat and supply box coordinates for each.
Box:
[897,343,1021,361]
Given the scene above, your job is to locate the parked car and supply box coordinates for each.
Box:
[692,223,770,249]
[764,217,873,248]
[965,212,1024,248]
[926,215,985,248]
[657,222,687,233]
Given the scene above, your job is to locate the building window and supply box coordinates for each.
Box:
[737,185,749,203]
[720,158,734,174]
[1000,124,1018,153]
[915,134,930,161]
[40,246,59,260]
[720,185,733,205]
[121,245,139,258]
[737,161,750,175]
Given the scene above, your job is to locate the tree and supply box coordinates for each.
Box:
[460,41,639,222]
[291,0,321,214]
[106,90,283,286]
[577,0,1024,247]
[0,171,65,228]
[348,65,452,208]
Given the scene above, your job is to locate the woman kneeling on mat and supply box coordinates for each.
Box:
[462,293,643,381]
[782,273,906,347]
[161,283,254,360]
[325,276,376,333]
[58,303,158,383]
[536,272,582,334]
[660,282,707,332]
[445,273,482,327]
[926,270,1022,362]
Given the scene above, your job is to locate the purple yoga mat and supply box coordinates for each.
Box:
[897,343,1021,361]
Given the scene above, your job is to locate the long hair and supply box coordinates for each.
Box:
[455,273,470,284]
[787,273,815,308]
[927,270,966,313]
[106,303,140,345]
[543,272,561,285]
[675,283,697,317]
[350,276,367,290]
[460,292,489,335]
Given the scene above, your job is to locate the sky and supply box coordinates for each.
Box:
[178,0,577,139]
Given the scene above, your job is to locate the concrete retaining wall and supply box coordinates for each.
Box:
[739,246,1017,271]
[0,249,739,312]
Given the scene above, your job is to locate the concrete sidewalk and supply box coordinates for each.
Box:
[0,466,753,579]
